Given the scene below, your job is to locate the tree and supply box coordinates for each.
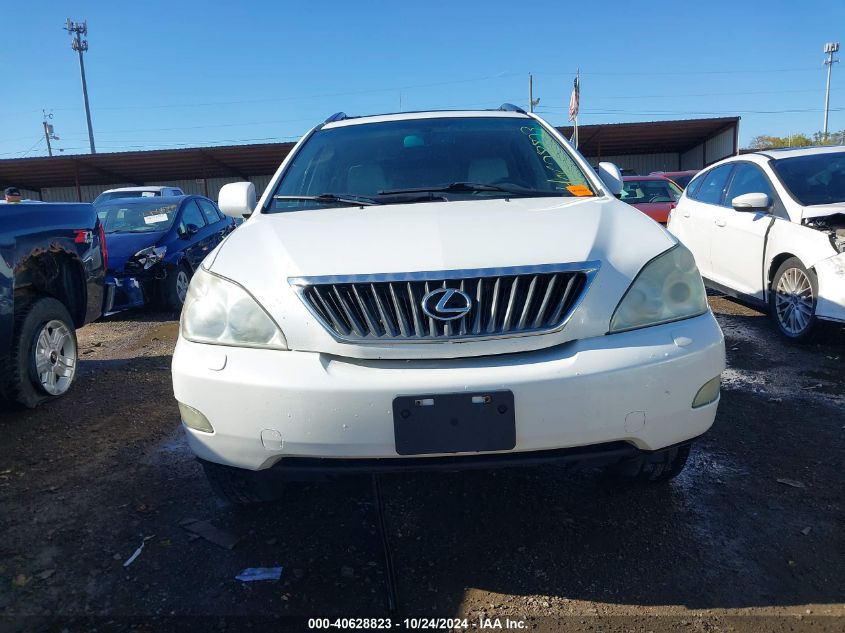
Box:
[748,134,813,149]
[812,131,845,145]
[747,131,845,150]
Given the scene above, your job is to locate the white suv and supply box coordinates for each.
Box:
[171,106,725,503]
[668,146,845,341]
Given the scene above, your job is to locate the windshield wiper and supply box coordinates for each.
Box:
[377,182,565,198]
[273,193,380,206]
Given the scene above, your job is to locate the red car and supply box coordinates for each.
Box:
[649,170,699,189]
[620,176,682,224]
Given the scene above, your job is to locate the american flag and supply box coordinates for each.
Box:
[568,73,580,122]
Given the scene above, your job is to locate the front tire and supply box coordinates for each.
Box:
[165,264,192,311]
[201,460,282,505]
[770,257,819,343]
[610,444,691,483]
[0,297,78,408]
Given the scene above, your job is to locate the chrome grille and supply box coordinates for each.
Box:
[290,263,599,343]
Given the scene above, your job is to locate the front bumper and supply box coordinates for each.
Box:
[815,253,845,323]
[104,265,168,314]
[171,312,725,471]
[104,274,148,314]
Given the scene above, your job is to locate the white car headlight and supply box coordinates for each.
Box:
[609,245,708,333]
[181,268,288,349]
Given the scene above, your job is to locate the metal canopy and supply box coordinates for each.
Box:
[0,142,296,191]
[0,117,739,192]
[558,117,739,157]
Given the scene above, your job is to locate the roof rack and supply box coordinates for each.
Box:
[324,112,348,124]
[498,103,527,114]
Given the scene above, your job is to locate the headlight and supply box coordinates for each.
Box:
[181,268,288,349]
[609,244,708,333]
[134,245,167,269]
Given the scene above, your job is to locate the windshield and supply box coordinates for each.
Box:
[96,201,179,233]
[267,117,596,212]
[620,179,681,204]
[96,191,160,202]
[671,174,694,188]
[770,151,845,206]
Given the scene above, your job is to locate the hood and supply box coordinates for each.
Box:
[206,197,676,359]
[802,203,845,220]
[105,231,166,272]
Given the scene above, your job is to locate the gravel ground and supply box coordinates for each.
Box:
[0,299,843,632]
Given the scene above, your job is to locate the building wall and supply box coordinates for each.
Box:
[585,153,680,175]
[680,126,737,170]
[705,127,735,164]
[680,144,705,170]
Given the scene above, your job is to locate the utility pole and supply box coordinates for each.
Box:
[528,73,540,112]
[823,42,839,139]
[42,110,59,157]
[65,19,96,154]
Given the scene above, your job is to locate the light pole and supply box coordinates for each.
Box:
[823,42,839,140]
[65,19,96,154]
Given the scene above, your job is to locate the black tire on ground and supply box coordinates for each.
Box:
[201,460,282,505]
[0,296,78,409]
[610,444,691,483]
[770,257,820,343]
[164,263,192,311]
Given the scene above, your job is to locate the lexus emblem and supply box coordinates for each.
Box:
[421,287,473,321]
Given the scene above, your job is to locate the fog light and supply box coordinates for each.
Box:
[692,376,721,408]
[178,402,214,433]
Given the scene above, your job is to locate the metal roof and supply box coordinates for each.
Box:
[0,117,739,192]
[558,117,739,157]
[0,142,295,191]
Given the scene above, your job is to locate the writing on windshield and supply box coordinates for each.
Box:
[98,203,178,233]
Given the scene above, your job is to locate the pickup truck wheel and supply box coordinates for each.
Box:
[1,297,78,408]
[201,460,282,505]
[610,444,691,483]
[771,257,819,343]
[165,264,192,311]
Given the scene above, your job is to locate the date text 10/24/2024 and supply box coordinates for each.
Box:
[308,617,527,630]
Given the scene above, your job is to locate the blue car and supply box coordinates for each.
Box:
[96,195,236,313]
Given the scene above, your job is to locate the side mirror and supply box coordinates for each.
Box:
[219,181,256,219]
[731,192,770,213]
[597,162,624,197]
[180,223,200,238]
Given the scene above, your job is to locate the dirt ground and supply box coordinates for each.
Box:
[0,298,843,632]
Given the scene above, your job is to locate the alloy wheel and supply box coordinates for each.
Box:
[775,267,814,336]
[176,270,190,304]
[33,319,77,396]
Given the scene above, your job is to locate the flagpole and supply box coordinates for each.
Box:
[574,69,580,149]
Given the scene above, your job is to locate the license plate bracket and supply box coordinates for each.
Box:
[392,391,516,456]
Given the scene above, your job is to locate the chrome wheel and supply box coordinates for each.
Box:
[33,319,77,396]
[775,267,814,336]
[176,270,190,304]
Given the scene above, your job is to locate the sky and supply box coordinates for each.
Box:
[1,0,844,158]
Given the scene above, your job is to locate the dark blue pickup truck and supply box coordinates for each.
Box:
[0,202,106,408]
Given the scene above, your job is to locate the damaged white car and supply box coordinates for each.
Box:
[668,146,845,341]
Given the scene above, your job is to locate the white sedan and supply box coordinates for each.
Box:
[668,146,845,341]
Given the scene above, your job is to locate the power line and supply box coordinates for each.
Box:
[535,106,845,115]
[4,72,524,117]
[13,136,45,158]
[587,87,844,100]
[536,67,820,77]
